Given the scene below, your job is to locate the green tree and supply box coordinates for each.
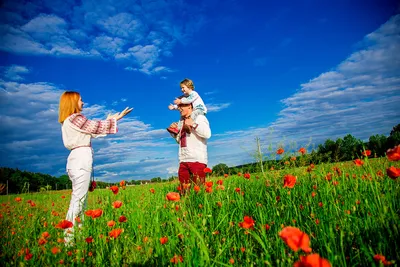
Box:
[340,134,364,160]
[387,123,400,148]
[212,163,229,176]
[368,134,388,157]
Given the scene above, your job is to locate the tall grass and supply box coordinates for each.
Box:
[0,157,398,266]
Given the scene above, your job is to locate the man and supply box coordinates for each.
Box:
[169,103,211,188]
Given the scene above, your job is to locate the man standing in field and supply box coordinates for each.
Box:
[169,103,211,189]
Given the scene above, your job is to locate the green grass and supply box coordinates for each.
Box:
[0,157,399,266]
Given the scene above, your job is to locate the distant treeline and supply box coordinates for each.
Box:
[1,124,398,194]
[212,124,400,175]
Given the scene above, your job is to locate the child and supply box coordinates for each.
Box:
[167,78,207,136]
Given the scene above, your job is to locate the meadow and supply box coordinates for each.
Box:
[0,150,399,266]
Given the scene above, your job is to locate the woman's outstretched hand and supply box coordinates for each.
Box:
[107,107,133,121]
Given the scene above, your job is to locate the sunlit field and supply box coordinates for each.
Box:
[0,155,399,266]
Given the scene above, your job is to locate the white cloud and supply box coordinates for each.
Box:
[207,103,231,112]
[3,65,30,81]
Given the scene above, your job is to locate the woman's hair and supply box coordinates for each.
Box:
[58,91,81,123]
[180,78,195,90]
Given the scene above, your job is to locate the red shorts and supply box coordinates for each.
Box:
[178,162,207,185]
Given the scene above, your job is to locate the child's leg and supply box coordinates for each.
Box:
[191,109,205,121]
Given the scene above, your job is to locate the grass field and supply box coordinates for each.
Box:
[0,157,399,266]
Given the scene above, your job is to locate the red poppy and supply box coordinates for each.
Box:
[244,173,251,179]
[91,209,103,218]
[294,254,331,267]
[235,187,241,193]
[224,174,229,178]
[386,145,400,161]
[276,148,284,155]
[166,192,180,201]
[204,167,212,173]
[109,228,123,239]
[386,166,400,179]
[120,180,125,187]
[110,186,119,195]
[194,185,200,192]
[51,247,60,255]
[150,188,155,193]
[283,174,296,188]
[107,220,116,227]
[237,172,242,176]
[38,237,47,245]
[205,181,213,187]
[217,180,223,185]
[361,150,371,157]
[15,197,22,202]
[113,201,123,209]
[160,236,168,245]
[118,215,127,223]
[353,159,364,166]
[205,187,213,193]
[42,232,50,239]
[373,254,392,266]
[265,224,271,231]
[170,255,183,264]
[55,219,73,229]
[298,147,306,155]
[85,236,93,243]
[278,226,312,253]
[238,216,255,229]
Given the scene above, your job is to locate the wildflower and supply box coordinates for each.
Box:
[332,181,339,186]
[55,220,73,229]
[361,150,371,157]
[386,166,400,179]
[107,220,116,227]
[150,188,155,193]
[276,148,284,154]
[318,202,323,207]
[373,254,392,266]
[235,188,241,193]
[85,237,93,243]
[229,258,235,264]
[278,226,312,253]
[283,174,296,188]
[294,254,331,267]
[91,209,103,219]
[194,185,200,193]
[298,147,306,155]
[110,186,119,195]
[205,187,213,193]
[89,181,97,192]
[244,173,251,179]
[120,180,125,187]
[224,174,229,178]
[386,145,400,161]
[216,201,222,207]
[113,201,123,209]
[265,224,271,231]
[237,172,242,176]
[170,255,183,264]
[353,159,364,166]
[311,192,316,198]
[205,181,213,187]
[166,192,180,201]
[38,238,47,245]
[51,247,61,254]
[118,215,127,223]
[15,197,22,202]
[238,216,255,229]
[41,232,50,239]
[108,228,123,239]
[217,180,223,185]
[160,236,168,245]
[204,167,212,173]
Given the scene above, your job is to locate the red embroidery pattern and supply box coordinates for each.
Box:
[180,131,187,147]
[69,114,117,134]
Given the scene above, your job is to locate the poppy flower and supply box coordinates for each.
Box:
[298,147,306,155]
[110,186,119,195]
[205,187,213,193]
[293,254,331,267]
[353,159,364,166]
[55,219,73,229]
[109,228,123,239]
[150,188,155,194]
[278,226,312,253]
[15,197,22,202]
[120,180,125,187]
[386,145,400,161]
[204,167,212,173]
[235,188,241,193]
[361,150,371,157]
[283,174,296,188]
[194,185,200,192]
[85,237,93,243]
[113,201,123,209]
[166,192,180,201]
[205,181,213,187]
[89,181,97,192]
[276,148,284,155]
[373,254,392,266]
[224,174,229,178]
[238,216,255,229]
[91,209,103,219]
[160,236,168,245]
[244,173,251,179]
[118,215,127,223]
[38,238,47,245]
[107,220,116,227]
[170,255,183,264]
[51,247,60,255]
[386,166,400,179]
[42,232,50,239]
[217,180,223,185]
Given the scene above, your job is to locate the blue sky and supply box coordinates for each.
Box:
[0,0,399,182]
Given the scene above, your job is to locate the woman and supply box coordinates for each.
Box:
[58,91,132,244]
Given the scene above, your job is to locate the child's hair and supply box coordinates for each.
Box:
[58,91,81,123]
[180,78,195,90]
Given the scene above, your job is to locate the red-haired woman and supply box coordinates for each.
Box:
[58,91,132,244]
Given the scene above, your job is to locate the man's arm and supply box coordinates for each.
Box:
[191,115,211,139]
